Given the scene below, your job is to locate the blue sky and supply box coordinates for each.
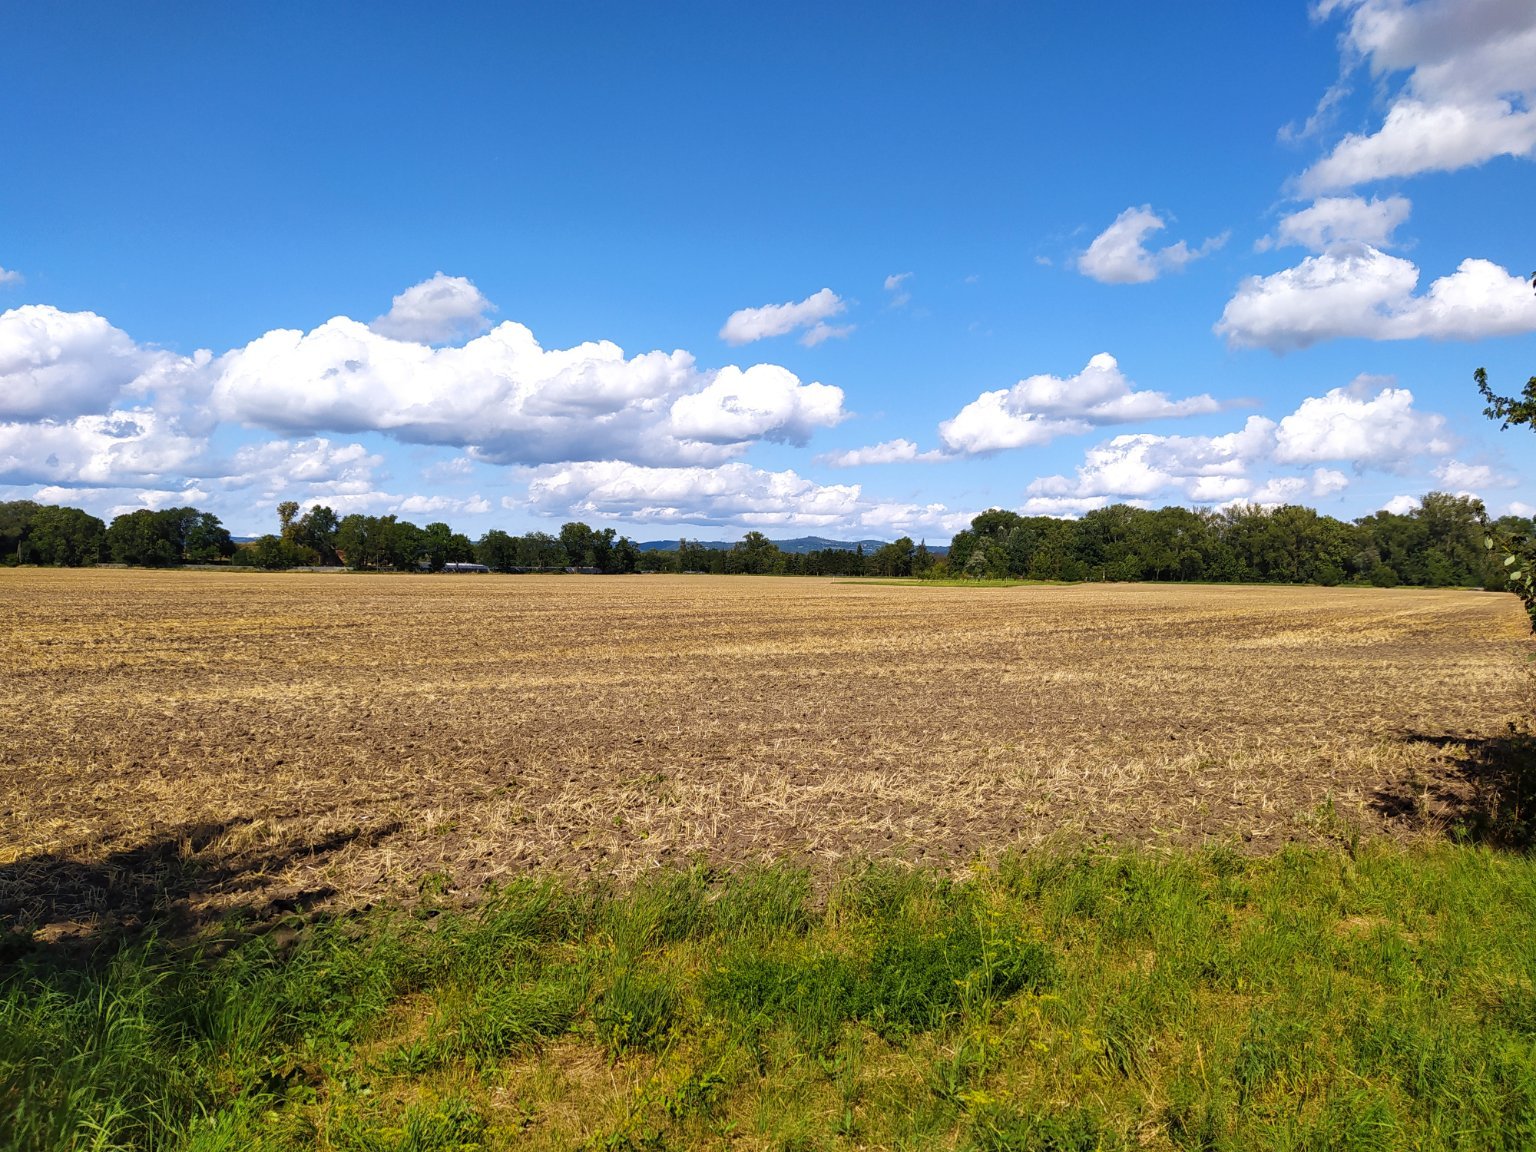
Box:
[2,0,1533,540]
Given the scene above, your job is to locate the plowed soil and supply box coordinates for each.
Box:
[2,569,1530,942]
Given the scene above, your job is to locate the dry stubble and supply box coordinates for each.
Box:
[1,569,1530,939]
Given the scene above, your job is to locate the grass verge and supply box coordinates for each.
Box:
[4,843,1536,1150]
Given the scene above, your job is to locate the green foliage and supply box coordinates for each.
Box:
[601,866,711,957]
[420,521,475,571]
[859,911,1055,1038]
[1474,365,1536,630]
[105,507,233,566]
[326,1096,490,1152]
[5,485,1524,592]
[1486,526,1536,631]
[732,530,784,574]
[336,513,424,570]
[232,533,313,569]
[946,496,1498,589]
[706,864,813,940]
[704,866,1055,1051]
[397,978,580,1070]
[1476,366,1536,431]
[7,847,1536,1149]
[969,1102,1123,1151]
[703,947,859,1054]
[292,504,340,564]
[595,966,680,1057]
[1,501,106,565]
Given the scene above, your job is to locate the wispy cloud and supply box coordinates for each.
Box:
[719,288,853,346]
[818,439,947,467]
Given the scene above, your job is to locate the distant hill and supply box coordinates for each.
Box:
[637,536,947,556]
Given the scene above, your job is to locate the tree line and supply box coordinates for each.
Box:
[1,489,1527,595]
[943,493,1530,591]
[0,503,237,567]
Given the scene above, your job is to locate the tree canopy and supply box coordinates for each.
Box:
[1475,363,1536,630]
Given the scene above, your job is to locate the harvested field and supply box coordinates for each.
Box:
[1,569,1530,940]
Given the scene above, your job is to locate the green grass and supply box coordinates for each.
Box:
[5,844,1536,1150]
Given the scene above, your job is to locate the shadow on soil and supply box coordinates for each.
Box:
[1374,727,1536,850]
[0,817,400,966]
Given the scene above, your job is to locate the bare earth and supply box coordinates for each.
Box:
[1,569,1531,940]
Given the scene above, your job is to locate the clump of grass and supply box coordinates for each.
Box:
[5,842,1536,1150]
[706,863,813,940]
[704,945,859,1056]
[385,975,582,1072]
[594,965,681,1057]
[969,1101,1123,1151]
[600,866,711,958]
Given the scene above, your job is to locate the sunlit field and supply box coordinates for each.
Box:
[2,569,1529,939]
[5,569,1536,1150]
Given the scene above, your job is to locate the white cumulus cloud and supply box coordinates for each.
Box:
[1077,206,1227,284]
[719,288,852,346]
[1026,436,1176,501]
[1022,380,1451,509]
[0,305,159,421]
[938,353,1220,455]
[1274,382,1451,465]
[669,364,846,445]
[1259,195,1412,252]
[520,459,968,537]
[0,284,853,508]
[0,408,206,486]
[1216,247,1536,350]
[1312,468,1351,497]
[212,313,847,466]
[221,437,384,499]
[1434,458,1513,489]
[1299,0,1536,192]
[369,272,496,344]
[397,493,492,517]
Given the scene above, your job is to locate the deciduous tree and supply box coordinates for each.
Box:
[1475,365,1536,630]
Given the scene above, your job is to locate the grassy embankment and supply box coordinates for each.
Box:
[6,841,1536,1151]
